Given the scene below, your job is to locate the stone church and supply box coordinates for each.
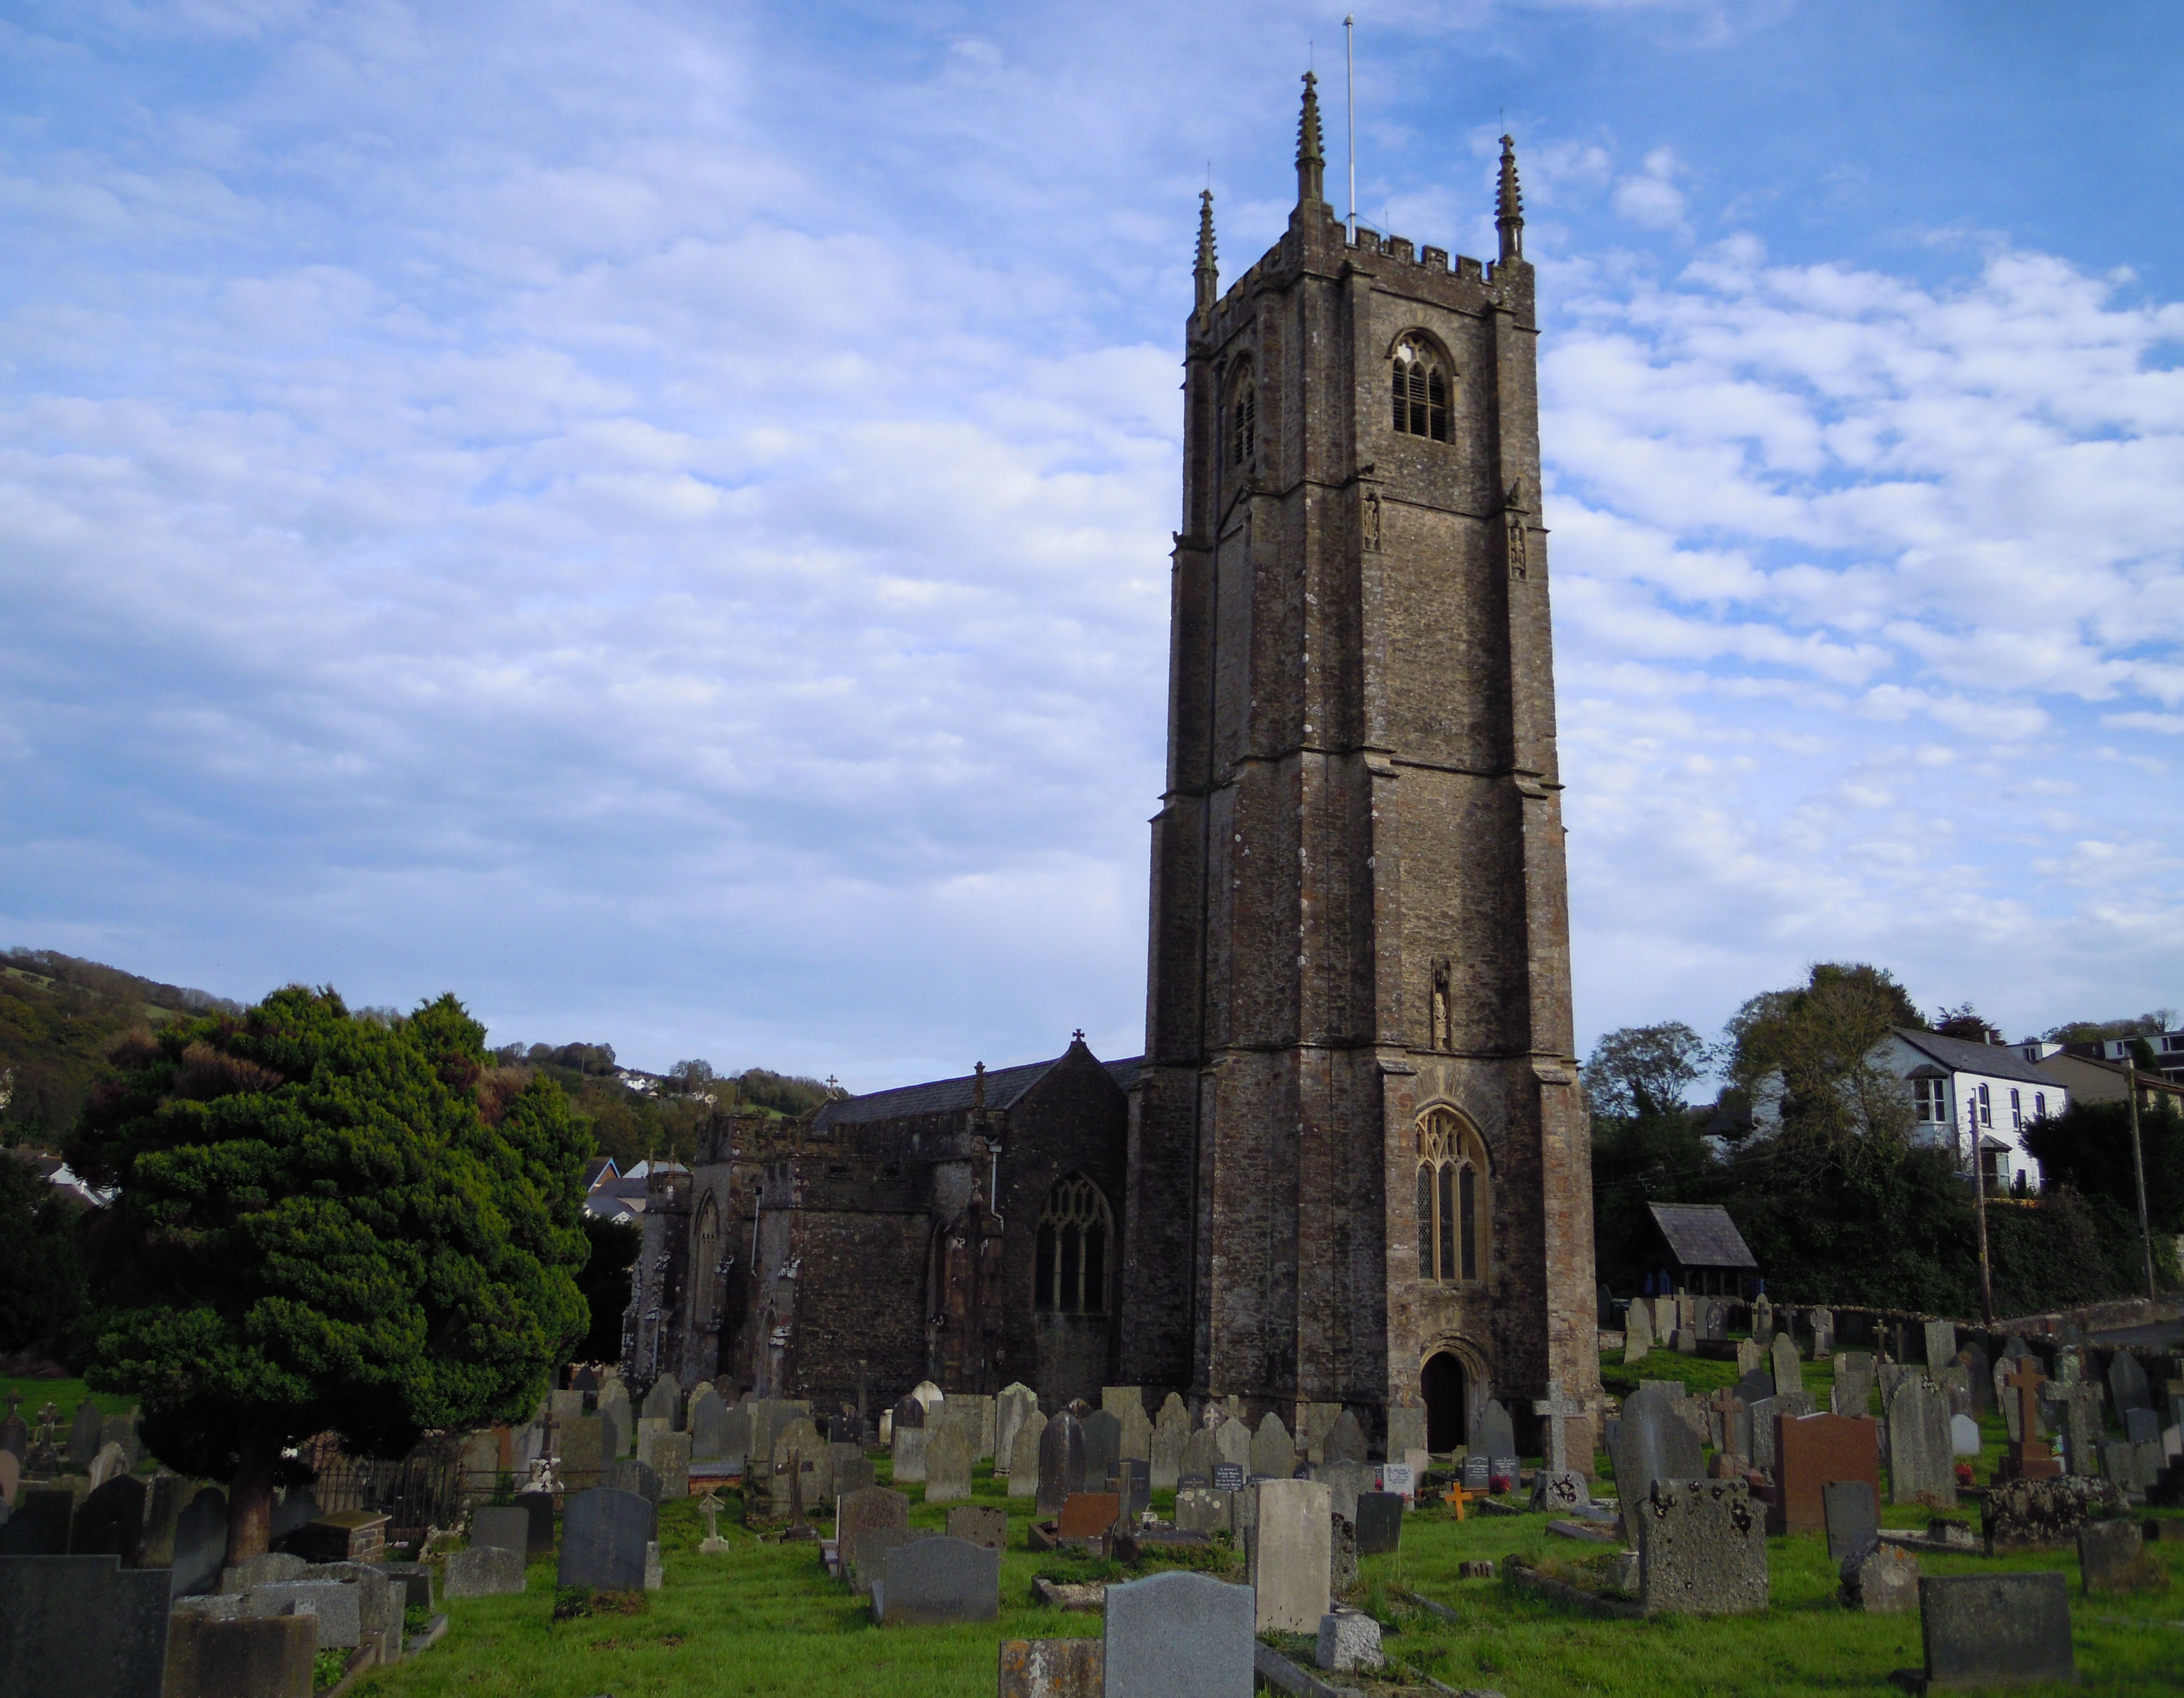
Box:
[625,74,1599,1458]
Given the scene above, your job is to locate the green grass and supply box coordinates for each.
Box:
[351,1435,2184,1698]
[0,1375,136,1423]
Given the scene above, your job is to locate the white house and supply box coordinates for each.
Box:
[1870,1027,2068,1192]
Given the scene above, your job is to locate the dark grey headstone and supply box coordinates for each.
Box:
[1038,1411,1087,1518]
[1961,1340,1990,1413]
[1472,1399,1516,1462]
[170,1488,228,1599]
[1102,1568,1255,1698]
[1082,1410,1123,1491]
[642,1377,681,1431]
[573,1366,599,1392]
[891,1395,924,1432]
[1213,1462,1244,1492]
[267,1489,319,1548]
[162,1612,315,1698]
[1461,1454,1489,1492]
[944,1504,1008,1551]
[470,1506,531,1558]
[0,1486,75,1555]
[380,1560,435,1615]
[1734,1370,1775,1410]
[608,1458,659,1505]
[1354,1492,1402,1557]
[1117,1458,1151,1520]
[445,1543,526,1597]
[68,1402,104,1473]
[2108,1350,2152,1418]
[70,1475,148,1565]
[557,1487,653,1592]
[847,1526,933,1597]
[0,1553,170,1697]
[1823,1479,1878,1564]
[689,1389,729,1460]
[1610,1383,1704,1545]
[1747,1391,1815,1473]
[1919,1572,2074,1686]
[872,1533,999,1625]
[2124,1407,2160,1447]
[513,1490,555,1554]
[1323,1411,1368,1466]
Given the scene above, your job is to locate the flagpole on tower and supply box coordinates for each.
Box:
[1344,15,1357,240]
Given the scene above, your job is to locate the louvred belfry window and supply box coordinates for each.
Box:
[1415,1109,1490,1285]
[1232,382,1256,467]
[1391,340,1449,442]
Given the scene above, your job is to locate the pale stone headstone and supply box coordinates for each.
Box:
[995,1384,1038,1475]
[1746,1391,1815,1473]
[1810,1308,1834,1357]
[1316,1607,1384,1673]
[872,1533,1000,1625]
[1150,1394,1189,1492]
[1950,1414,1981,1458]
[1770,1332,1802,1400]
[1249,1413,1294,1481]
[1751,1294,1774,1346]
[1624,1300,1653,1363]
[1247,1479,1331,1633]
[924,1426,974,1503]
[1887,1377,1956,1506]
[1636,1478,1768,1616]
[891,1425,929,1484]
[1735,1338,1765,1377]
[1921,1321,1956,1372]
[1840,1541,1918,1612]
[912,1380,944,1410]
[86,1441,130,1491]
[1009,1411,1048,1500]
[1115,1400,1153,1468]
[248,1578,364,1646]
[445,1543,525,1597]
[1212,1417,1252,1475]
[1384,1404,1426,1460]
[1102,1568,1255,1698]
[1323,1410,1367,1466]
[1831,1352,1876,1419]
[1471,1399,1516,1464]
[1918,1573,2074,1688]
[1039,1411,1087,1517]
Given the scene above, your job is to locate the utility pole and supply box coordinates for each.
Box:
[2126,1052,2158,1300]
[1970,1095,1994,1325]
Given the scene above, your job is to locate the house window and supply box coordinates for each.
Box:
[2010,1087,2022,1130]
[1977,1083,1992,1127]
[1034,1173,1111,1316]
[1913,1078,1948,1123]
[1391,340,1450,442]
[1415,1109,1489,1286]
[2034,1091,2046,1119]
[1231,380,1256,467]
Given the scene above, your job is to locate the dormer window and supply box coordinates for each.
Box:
[1392,340,1449,442]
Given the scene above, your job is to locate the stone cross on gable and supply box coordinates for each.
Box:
[1533,1389,1582,1474]
[2004,1355,2047,1439]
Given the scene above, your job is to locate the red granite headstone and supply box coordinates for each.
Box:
[1056,1492,1121,1541]
[1771,1413,1879,1534]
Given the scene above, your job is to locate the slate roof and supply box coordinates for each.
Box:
[1646,1202,1758,1270]
[813,1049,1145,1132]
[1890,1028,2055,1089]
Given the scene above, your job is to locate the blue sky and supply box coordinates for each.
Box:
[3,1,2181,1089]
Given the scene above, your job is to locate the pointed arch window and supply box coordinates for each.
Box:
[1392,339,1450,442]
[1231,380,1257,468]
[691,1192,722,1328]
[1415,1110,1489,1285]
[1034,1172,1112,1315]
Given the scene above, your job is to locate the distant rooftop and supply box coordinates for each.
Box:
[1647,1202,1757,1270]
[813,1049,1142,1132]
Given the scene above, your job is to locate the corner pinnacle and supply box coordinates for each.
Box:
[1295,71,1326,208]
[1195,189,1218,315]
[1496,133,1524,263]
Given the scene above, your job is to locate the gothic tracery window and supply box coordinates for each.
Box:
[1034,1172,1112,1315]
[1231,380,1257,468]
[1415,1110,1489,1285]
[691,1193,721,1328]
[1391,339,1450,442]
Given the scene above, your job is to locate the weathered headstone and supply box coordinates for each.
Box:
[1212,1417,1252,1476]
[1982,1474,2126,1551]
[2056,1383,2105,1479]
[1114,1400,1153,1471]
[71,1474,148,1565]
[1101,1568,1255,1698]
[1039,1411,1087,1517]
[641,1376,681,1431]
[171,1486,229,1598]
[1771,1332,1802,1401]
[0,1484,75,1555]
[2106,1349,2151,1419]
[1774,1413,1880,1534]
[1841,1541,1919,1612]
[872,1533,999,1625]
[467,1506,531,1562]
[559,1411,607,1489]
[557,1487,653,1592]
[1384,1404,1426,1462]
[1082,1410,1124,1492]
[1752,1294,1774,1345]
[891,1423,930,1485]
[163,1612,314,1698]
[1888,1377,1956,1506]
[1354,1492,1402,1557]
[1636,1478,1768,1615]
[1624,1300,1653,1363]
[1471,1400,1516,1466]
[1316,1460,1372,1525]
[1746,1391,1815,1474]
[1150,1395,1189,1492]
[1174,1487,1232,1537]
[513,1489,554,1554]
[1831,1351,1876,1419]
[445,1542,525,1597]
[1610,1383,1704,1545]
[1922,1321,1957,1372]
[1322,1410,1367,1466]
[2078,1518,2162,1593]
[1735,1338,1765,1378]
[1918,1572,2074,1688]
[1959,1339,1990,1412]
[925,1425,974,1503]
[689,1388,728,1459]
[1249,1413,1293,1481]
[1810,1308,1834,1357]
[1000,1637,1104,1698]
[995,1384,1038,1475]
[1009,1411,1048,1499]
[1248,1479,1331,1633]
[609,1458,659,1507]
[68,1401,104,1472]
[944,1503,1007,1551]
[1059,1491,1121,1542]
[247,1578,365,1647]
[1823,1478,1878,1564]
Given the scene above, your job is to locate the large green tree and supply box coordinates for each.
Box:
[70,987,592,1560]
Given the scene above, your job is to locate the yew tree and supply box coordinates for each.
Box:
[70,987,592,1560]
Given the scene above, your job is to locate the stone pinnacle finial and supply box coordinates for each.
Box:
[1496,133,1524,263]
[1195,189,1218,315]
[1296,71,1326,207]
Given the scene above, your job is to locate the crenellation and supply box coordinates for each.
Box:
[1386,236,1414,262]
[1421,246,1448,271]
[1454,255,1483,282]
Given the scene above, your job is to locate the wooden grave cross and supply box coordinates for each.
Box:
[1443,1482,1474,1521]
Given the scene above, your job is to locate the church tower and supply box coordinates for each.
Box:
[1120,76,1599,1454]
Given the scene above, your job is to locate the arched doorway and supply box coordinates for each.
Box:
[1422,1352,1468,1452]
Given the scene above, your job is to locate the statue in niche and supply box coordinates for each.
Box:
[1504,479,1529,580]
[1363,488,1383,552]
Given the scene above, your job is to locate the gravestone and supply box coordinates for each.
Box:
[470,1506,531,1559]
[1829,1352,1875,1419]
[1752,1294,1774,1345]
[1323,1410,1367,1466]
[1746,1391,1815,1474]
[945,1504,1008,1551]
[872,1534,999,1625]
[995,1384,1038,1475]
[1462,1453,1490,1493]
[891,1394,924,1435]
[1771,1333,1802,1400]
[1000,1636,1104,1698]
[171,1487,229,1598]
[1960,1339,1990,1412]
[2056,1383,2105,1479]
[1888,1377,1956,1506]
[891,1424,930,1485]
[1009,1411,1048,1499]
[1982,1474,2126,1551]
[1249,1413,1293,1481]
[1317,1460,1373,1524]
[1059,1492,1121,1542]
[248,1578,364,1646]
[830,1441,874,1499]
[1150,1394,1189,1492]
[99,1412,140,1471]
[0,1552,173,1697]
[1734,1368,1774,1413]
[641,1376,681,1431]
[1636,1479,1768,1616]
[1951,1414,1982,1458]
[2108,1349,2152,1420]
[689,1388,728,1459]
[2078,1518,2161,1593]
[1841,1541,1920,1612]
[445,1543,525,1597]
[1174,1487,1232,1537]
[925,1426,974,1503]
[1623,1299,1653,1363]
[1082,1411,1124,1493]
[560,1413,607,1488]
[769,1417,827,1516]
[1117,1458,1150,1519]
[511,1489,554,1554]
[164,1612,314,1698]
[1918,1573,2074,1688]
[1039,1411,1087,1517]
[849,1528,931,1596]
[71,1474,148,1565]
[557,1487,653,1592]
[1922,1321,1957,1372]
[1212,1417,1252,1476]
[68,1401,104,1471]
[1101,1568,1255,1698]
[1609,1383,1704,1545]
[1385,1404,1427,1461]
[1774,1413,1880,1535]
[1248,1478,1332,1633]
[1471,1400,1516,1465]
[1115,1400,1154,1470]
[1810,1308,1834,1357]
[1707,1388,1751,1462]
[598,1398,626,1464]
[2125,1406,2160,1446]
[0,1484,75,1555]
[609,1458,659,1505]
[1735,1338,1765,1378]
[1823,1479,1878,1564]
[1354,1492,1402,1557]
[1214,1462,1245,1492]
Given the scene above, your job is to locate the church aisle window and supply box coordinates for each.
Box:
[1035,1172,1112,1315]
